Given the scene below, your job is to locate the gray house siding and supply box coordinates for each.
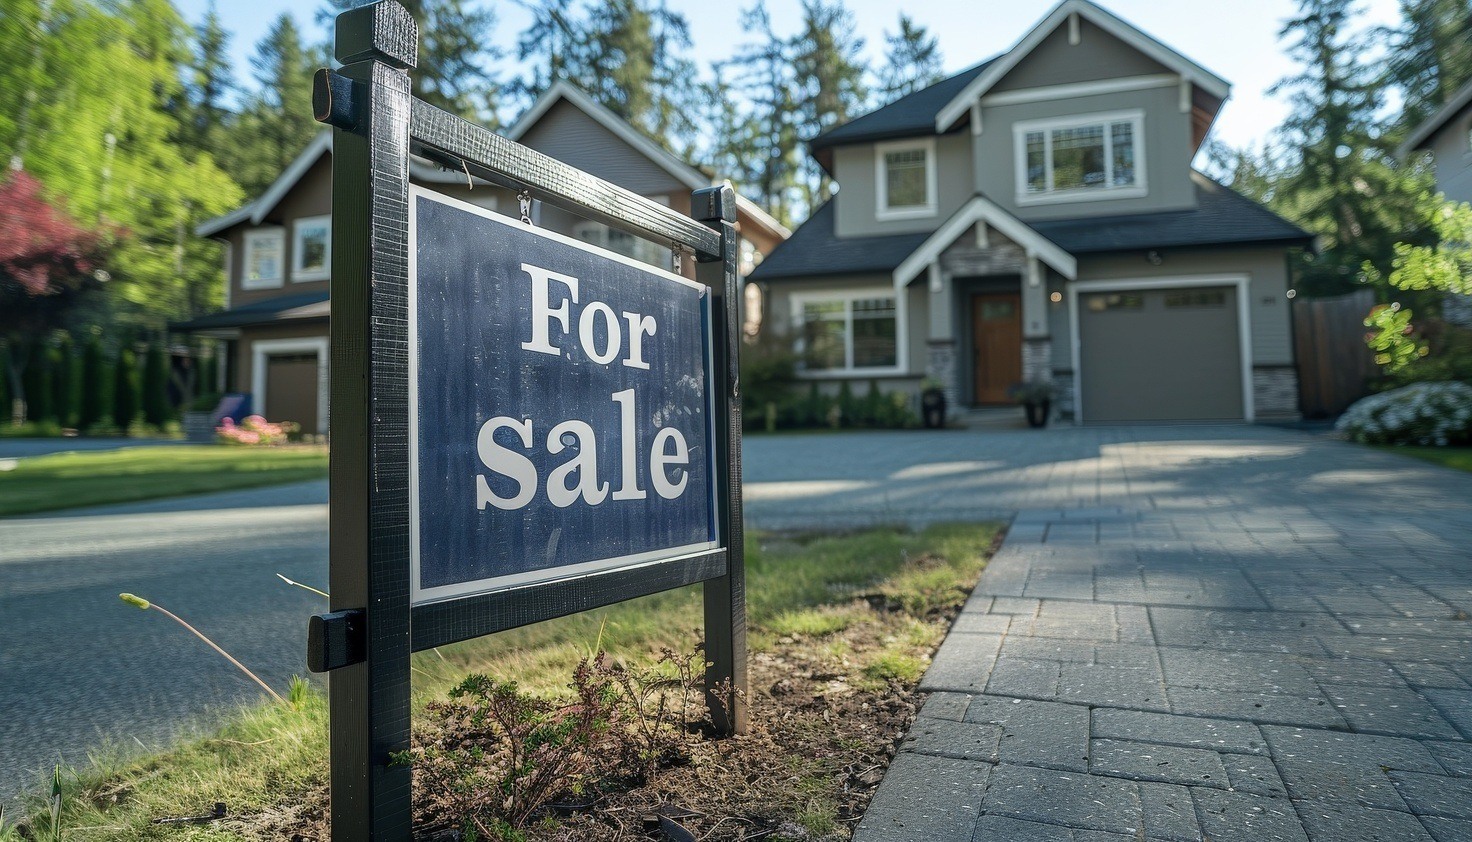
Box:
[516,99,688,195]
[974,83,1196,222]
[1429,115,1472,203]
[832,131,975,238]
[990,16,1170,92]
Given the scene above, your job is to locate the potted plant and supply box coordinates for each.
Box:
[1008,380,1055,428]
[920,377,947,429]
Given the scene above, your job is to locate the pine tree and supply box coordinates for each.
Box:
[790,0,868,212]
[581,0,699,150]
[142,341,171,428]
[1270,0,1431,295]
[1383,0,1472,128]
[513,0,587,106]
[227,13,321,197]
[326,0,500,123]
[186,1,234,158]
[730,2,802,225]
[79,336,107,431]
[112,347,140,432]
[878,14,943,102]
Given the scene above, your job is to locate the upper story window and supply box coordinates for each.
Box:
[573,221,671,269]
[875,138,937,220]
[1015,110,1146,205]
[292,215,331,282]
[242,227,284,290]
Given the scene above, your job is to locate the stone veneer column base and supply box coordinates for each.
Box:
[927,340,960,419]
[1052,372,1076,420]
[1253,367,1299,420]
[1022,338,1052,384]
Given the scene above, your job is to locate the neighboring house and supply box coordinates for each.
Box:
[748,0,1312,423]
[1399,77,1472,327]
[175,82,788,435]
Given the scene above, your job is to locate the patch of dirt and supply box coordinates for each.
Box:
[249,576,980,840]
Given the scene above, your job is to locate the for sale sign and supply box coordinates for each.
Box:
[408,187,717,605]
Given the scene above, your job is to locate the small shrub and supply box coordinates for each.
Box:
[1335,381,1472,446]
[142,342,171,428]
[217,415,298,446]
[78,337,107,431]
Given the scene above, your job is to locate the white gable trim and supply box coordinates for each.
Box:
[935,0,1230,133]
[249,132,332,226]
[1400,75,1472,156]
[892,196,1077,288]
[507,81,707,191]
[979,73,1177,107]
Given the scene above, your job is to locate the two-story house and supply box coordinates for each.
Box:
[175,82,789,435]
[1400,77,1472,327]
[748,0,1311,424]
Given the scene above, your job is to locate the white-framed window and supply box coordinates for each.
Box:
[875,138,937,220]
[1014,110,1146,204]
[242,227,284,289]
[572,221,671,269]
[291,215,331,282]
[791,292,902,374]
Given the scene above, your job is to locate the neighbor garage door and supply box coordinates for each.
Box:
[1078,285,1244,423]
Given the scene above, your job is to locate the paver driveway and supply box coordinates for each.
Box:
[743,425,1472,842]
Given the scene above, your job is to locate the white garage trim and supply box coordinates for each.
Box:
[250,336,330,434]
[1066,274,1253,424]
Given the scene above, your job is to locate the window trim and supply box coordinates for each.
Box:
[875,138,938,221]
[241,227,285,290]
[789,288,908,377]
[290,215,331,283]
[1013,109,1148,206]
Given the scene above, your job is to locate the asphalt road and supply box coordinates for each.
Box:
[0,479,329,805]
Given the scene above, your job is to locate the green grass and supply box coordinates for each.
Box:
[10,522,999,841]
[0,445,329,517]
[1379,445,1472,473]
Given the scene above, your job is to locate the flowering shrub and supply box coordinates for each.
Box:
[216,415,299,446]
[1335,382,1472,446]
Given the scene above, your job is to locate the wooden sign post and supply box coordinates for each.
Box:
[306,2,746,838]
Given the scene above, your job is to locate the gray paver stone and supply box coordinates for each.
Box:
[901,719,1003,763]
[965,697,1091,772]
[856,753,989,841]
[1294,803,1436,842]
[919,691,973,723]
[1321,684,1465,739]
[1423,688,1472,739]
[1192,789,1309,842]
[1422,816,1472,842]
[1427,740,1472,777]
[1090,708,1267,755]
[1089,739,1228,788]
[1390,771,1472,819]
[1223,753,1288,796]
[980,764,1142,835]
[1138,781,1202,842]
[921,634,1004,693]
[972,815,1073,841]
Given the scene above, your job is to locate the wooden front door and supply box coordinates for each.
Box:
[972,293,1022,405]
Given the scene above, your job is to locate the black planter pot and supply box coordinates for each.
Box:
[1024,399,1050,428]
[921,389,947,429]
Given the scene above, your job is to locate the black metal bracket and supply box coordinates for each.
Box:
[314,68,363,134]
[307,609,367,672]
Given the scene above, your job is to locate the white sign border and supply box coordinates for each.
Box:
[407,185,720,607]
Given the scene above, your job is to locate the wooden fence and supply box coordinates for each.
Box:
[1293,289,1377,419]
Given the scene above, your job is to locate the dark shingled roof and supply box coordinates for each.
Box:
[170,290,329,331]
[749,175,1311,283]
[809,60,996,150]
[1032,173,1312,254]
[747,201,928,281]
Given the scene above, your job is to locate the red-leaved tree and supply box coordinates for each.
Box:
[0,168,108,415]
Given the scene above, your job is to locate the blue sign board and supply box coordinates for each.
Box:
[407,187,717,605]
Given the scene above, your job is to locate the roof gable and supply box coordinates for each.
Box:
[934,0,1229,133]
[1399,76,1472,157]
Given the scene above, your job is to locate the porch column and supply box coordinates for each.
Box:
[1020,255,1053,384]
[924,262,962,417]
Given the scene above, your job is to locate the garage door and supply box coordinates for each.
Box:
[1078,286,1244,422]
[265,352,321,434]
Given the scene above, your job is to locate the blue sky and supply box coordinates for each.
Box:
[182,0,1403,154]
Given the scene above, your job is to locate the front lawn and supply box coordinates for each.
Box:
[0,445,329,517]
[1379,445,1472,474]
[9,523,1000,840]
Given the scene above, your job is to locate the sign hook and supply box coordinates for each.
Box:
[518,189,533,225]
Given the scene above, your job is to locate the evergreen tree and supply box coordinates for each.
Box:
[699,70,768,207]
[186,1,234,158]
[790,0,868,212]
[112,347,140,431]
[79,336,107,431]
[22,341,52,423]
[513,0,587,107]
[229,13,321,197]
[730,2,802,225]
[51,334,74,427]
[143,341,171,427]
[878,14,943,102]
[324,0,500,123]
[1383,0,1472,128]
[0,343,10,424]
[1269,0,1431,295]
[582,0,698,151]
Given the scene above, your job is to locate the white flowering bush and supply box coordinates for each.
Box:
[1335,382,1472,446]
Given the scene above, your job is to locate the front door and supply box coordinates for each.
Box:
[972,293,1022,404]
